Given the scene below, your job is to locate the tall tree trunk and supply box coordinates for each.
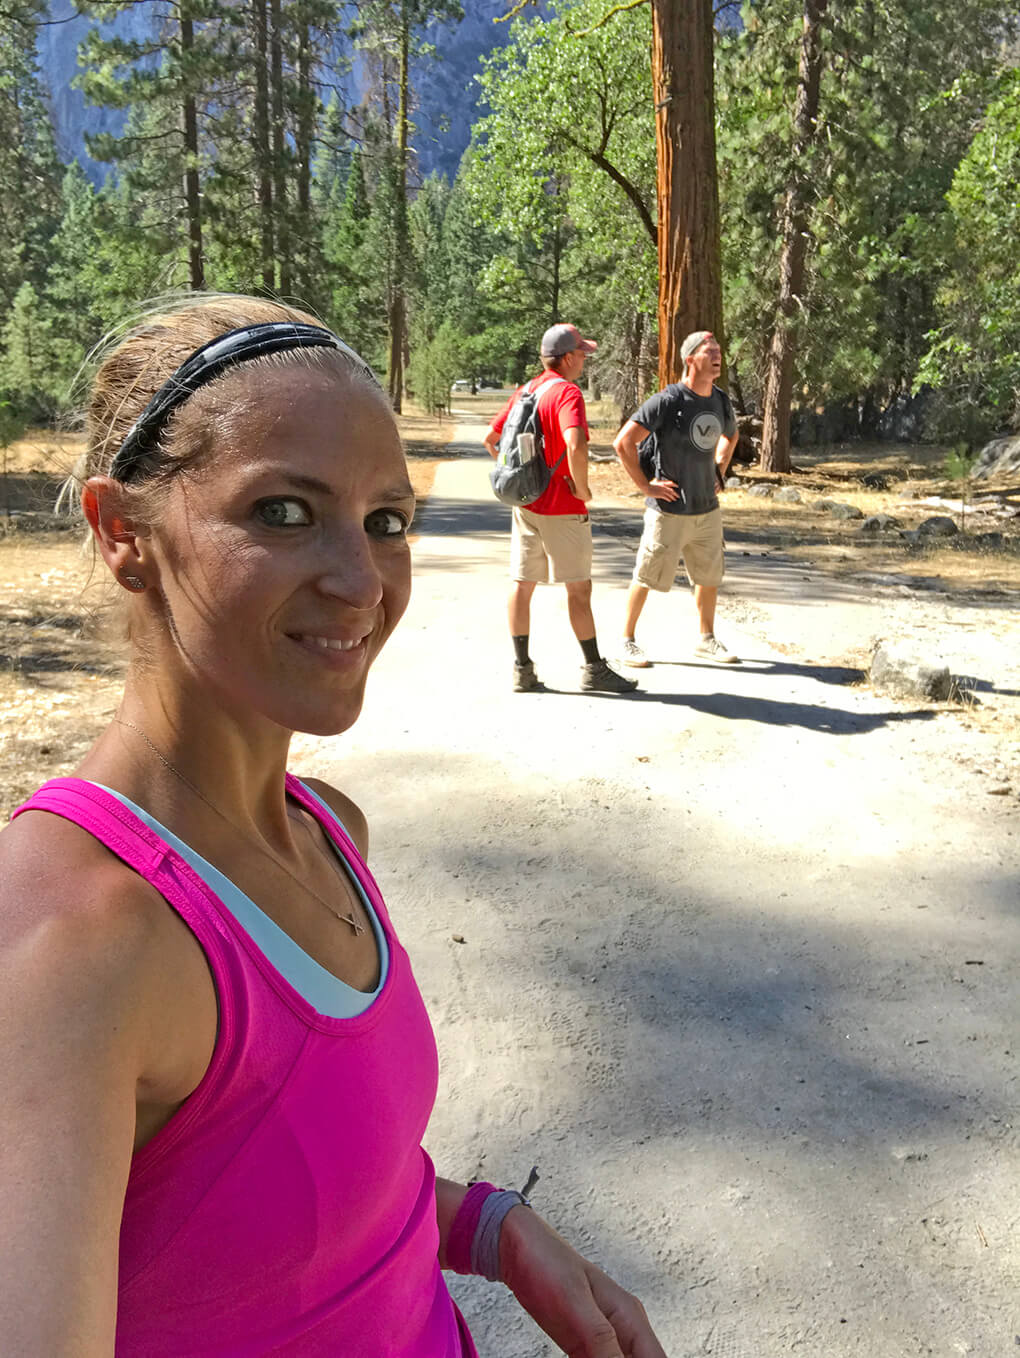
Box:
[179,10,205,290]
[550,219,561,322]
[759,0,827,474]
[295,9,312,296]
[253,0,274,291]
[270,0,289,295]
[651,0,724,387]
[387,2,409,412]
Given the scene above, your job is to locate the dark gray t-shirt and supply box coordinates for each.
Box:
[630,383,737,516]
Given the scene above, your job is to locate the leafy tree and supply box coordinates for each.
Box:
[917,68,1020,437]
[468,0,657,400]
[718,0,1014,458]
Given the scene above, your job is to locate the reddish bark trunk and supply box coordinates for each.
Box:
[651,0,724,387]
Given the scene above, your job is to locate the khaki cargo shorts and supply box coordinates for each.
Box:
[633,506,725,591]
[510,507,592,584]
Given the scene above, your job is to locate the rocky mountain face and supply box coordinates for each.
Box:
[36,0,532,183]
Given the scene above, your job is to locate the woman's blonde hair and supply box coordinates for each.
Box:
[60,293,380,522]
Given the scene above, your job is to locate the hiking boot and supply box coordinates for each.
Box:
[621,638,650,668]
[694,634,740,664]
[513,660,541,692]
[580,659,639,693]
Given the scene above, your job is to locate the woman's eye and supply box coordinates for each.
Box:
[255,498,311,527]
[366,508,409,538]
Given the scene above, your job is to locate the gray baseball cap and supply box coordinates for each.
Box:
[680,330,715,362]
[540,323,598,357]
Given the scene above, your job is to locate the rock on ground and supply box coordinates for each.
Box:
[918,515,959,538]
[972,432,1020,480]
[860,513,902,533]
[870,640,956,701]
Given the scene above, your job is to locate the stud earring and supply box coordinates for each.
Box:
[121,575,146,592]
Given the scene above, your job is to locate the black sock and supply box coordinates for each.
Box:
[512,635,530,666]
[579,636,601,665]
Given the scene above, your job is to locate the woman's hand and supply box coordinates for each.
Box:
[499,1204,668,1358]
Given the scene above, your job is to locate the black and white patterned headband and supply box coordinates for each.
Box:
[110,321,379,483]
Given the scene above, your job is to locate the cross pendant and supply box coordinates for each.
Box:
[340,910,366,937]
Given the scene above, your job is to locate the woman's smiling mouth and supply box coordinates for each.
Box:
[289,632,372,656]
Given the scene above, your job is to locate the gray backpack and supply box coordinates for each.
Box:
[489,376,566,507]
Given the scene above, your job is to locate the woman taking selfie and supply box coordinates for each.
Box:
[0,295,666,1356]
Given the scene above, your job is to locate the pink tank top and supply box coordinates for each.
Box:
[13,777,477,1357]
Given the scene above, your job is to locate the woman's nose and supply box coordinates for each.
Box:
[315,528,384,610]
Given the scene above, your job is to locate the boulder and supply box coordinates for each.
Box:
[972,434,1020,481]
[973,531,1005,550]
[917,515,959,538]
[870,641,956,702]
[860,472,890,490]
[724,475,742,489]
[774,486,803,503]
[815,498,841,511]
[829,502,864,520]
[859,513,902,533]
[746,483,774,498]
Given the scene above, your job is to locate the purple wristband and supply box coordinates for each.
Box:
[445,1181,498,1275]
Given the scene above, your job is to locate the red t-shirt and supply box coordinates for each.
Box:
[489,371,589,516]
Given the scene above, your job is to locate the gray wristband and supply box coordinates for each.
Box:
[470,1189,531,1282]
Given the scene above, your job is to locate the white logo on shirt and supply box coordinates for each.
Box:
[688,411,722,451]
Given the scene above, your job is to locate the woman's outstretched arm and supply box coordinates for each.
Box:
[435,1177,667,1358]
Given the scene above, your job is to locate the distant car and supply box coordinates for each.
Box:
[451,379,472,392]
[478,379,502,390]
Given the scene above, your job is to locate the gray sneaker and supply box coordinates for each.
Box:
[621,638,650,668]
[694,634,740,664]
[581,659,639,693]
[513,660,541,692]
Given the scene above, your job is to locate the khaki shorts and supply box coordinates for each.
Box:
[510,507,592,584]
[633,506,725,591]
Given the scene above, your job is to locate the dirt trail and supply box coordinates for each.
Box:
[288,421,1018,1357]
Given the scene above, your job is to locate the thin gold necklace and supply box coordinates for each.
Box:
[113,717,366,937]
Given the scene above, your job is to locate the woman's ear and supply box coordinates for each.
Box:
[82,477,152,594]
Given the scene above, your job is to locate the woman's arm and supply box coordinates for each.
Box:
[435,1176,667,1357]
[0,818,200,1355]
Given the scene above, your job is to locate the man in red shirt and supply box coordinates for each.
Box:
[485,324,637,694]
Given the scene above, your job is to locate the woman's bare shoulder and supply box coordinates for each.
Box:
[0,809,206,1037]
[298,778,369,858]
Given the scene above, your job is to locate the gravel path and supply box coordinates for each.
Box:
[293,423,1019,1357]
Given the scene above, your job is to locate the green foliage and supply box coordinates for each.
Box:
[917,68,1020,438]
[463,0,656,404]
[0,283,67,422]
[407,319,464,412]
[717,0,1014,423]
[0,2,62,313]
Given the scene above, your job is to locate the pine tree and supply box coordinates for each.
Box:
[0,282,64,422]
[353,0,464,409]
[0,1,62,316]
[76,0,232,290]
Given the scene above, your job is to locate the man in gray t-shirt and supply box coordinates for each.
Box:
[613,331,741,666]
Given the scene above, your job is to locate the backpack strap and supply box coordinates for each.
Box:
[532,374,570,472]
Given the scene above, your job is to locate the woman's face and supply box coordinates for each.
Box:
[144,363,415,737]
